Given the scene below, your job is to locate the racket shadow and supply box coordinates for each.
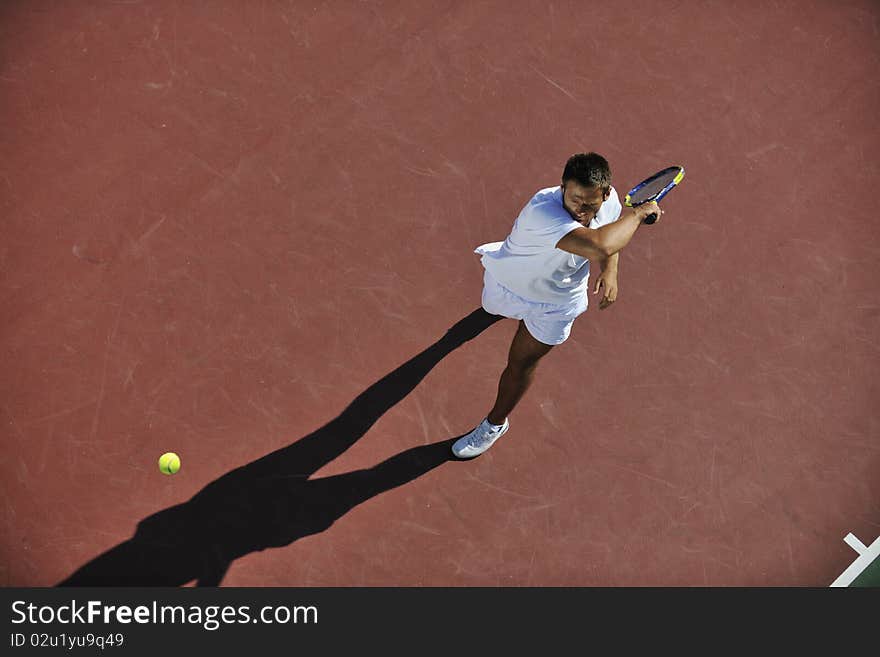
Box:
[57,308,503,587]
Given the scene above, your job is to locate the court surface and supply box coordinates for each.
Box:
[2,1,878,586]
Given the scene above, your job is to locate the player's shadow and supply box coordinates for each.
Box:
[57,308,502,586]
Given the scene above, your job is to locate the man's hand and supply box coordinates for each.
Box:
[636,201,662,223]
[593,267,618,310]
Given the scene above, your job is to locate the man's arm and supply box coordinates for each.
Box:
[555,202,660,261]
[597,251,619,274]
[593,251,619,310]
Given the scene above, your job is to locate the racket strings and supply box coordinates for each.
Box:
[629,172,678,204]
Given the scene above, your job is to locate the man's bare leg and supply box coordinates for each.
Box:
[452,320,554,458]
[486,320,554,425]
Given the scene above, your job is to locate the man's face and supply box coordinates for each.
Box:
[561,180,609,224]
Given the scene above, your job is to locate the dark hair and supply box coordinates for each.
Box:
[562,152,611,190]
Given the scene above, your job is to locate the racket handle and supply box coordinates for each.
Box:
[643,212,658,225]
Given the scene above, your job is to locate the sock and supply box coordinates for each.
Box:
[485,418,505,430]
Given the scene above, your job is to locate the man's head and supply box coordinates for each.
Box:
[561,152,611,224]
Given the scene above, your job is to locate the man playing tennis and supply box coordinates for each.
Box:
[452,152,662,458]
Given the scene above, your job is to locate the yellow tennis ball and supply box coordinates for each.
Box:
[158,452,180,475]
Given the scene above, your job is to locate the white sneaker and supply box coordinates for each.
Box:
[451,418,510,458]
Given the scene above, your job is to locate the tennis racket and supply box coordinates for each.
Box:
[624,165,685,224]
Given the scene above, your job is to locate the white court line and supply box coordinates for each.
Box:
[830,533,880,587]
[843,533,867,553]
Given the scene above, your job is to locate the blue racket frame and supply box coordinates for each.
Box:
[624,165,685,224]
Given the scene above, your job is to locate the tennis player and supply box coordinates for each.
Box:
[452,152,662,458]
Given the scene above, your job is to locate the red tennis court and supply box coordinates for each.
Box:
[2,1,878,586]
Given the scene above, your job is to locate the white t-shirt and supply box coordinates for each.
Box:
[475,185,622,307]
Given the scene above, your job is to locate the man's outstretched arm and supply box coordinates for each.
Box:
[555,201,661,261]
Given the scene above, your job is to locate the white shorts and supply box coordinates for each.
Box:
[480,270,587,345]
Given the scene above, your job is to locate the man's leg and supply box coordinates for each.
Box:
[486,320,554,425]
[452,320,554,458]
